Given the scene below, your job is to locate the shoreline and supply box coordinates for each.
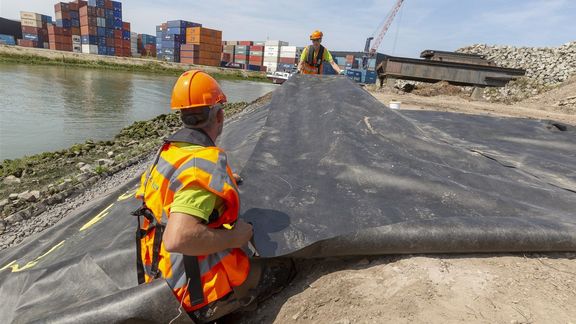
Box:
[0,44,270,82]
[0,100,261,237]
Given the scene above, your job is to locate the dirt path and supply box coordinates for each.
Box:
[230,253,575,324]
[369,91,576,126]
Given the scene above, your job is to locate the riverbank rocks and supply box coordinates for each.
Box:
[96,159,115,167]
[3,175,21,185]
[8,193,19,201]
[457,42,576,102]
[17,190,40,202]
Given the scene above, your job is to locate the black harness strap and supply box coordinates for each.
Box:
[183,255,205,306]
[306,45,325,73]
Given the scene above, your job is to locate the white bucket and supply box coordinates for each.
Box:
[389,101,401,109]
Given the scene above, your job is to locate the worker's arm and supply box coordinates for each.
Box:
[164,213,253,256]
[297,47,307,72]
[330,60,343,74]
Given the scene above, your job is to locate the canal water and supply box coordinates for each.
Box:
[0,64,278,160]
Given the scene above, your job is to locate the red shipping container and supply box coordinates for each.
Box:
[122,22,130,31]
[69,2,79,11]
[22,26,42,34]
[238,41,253,46]
[249,45,264,51]
[81,26,97,35]
[54,2,69,12]
[71,27,81,36]
[106,38,115,47]
[18,39,38,47]
[279,57,297,64]
[104,0,113,9]
[114,30,122,39]
[235,54,247,60]
[96,8,105,17]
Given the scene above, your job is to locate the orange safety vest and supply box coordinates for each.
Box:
[301,45,325,74]
[133,128,250,312]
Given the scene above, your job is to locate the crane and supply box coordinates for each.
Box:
[362,0,404,69]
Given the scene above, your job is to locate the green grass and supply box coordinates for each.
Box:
[0,52,270,82]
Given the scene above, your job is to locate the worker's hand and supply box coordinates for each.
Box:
[232,173,244,185]
[230,219,253,248]
[339,70,346,75]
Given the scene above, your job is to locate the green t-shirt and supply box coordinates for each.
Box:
[170,142,225,223]
[300,46,333,63]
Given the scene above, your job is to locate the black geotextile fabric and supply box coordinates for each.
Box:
[1,75,575,322]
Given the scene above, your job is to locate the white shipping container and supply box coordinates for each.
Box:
[265,45,280,52]
[265,40,288,47]
[73,45,81,53]
[263,62,278,72]
[43,42,49,49]
[280,45,297,52]
[264,57,279,63]
[81,44,98,54]
[72,35,81,43]
[97,18,105,27]
[20,12,41,20]
[20,18,42,28]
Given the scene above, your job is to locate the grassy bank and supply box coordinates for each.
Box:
[0,101,255,218]
[0,48,269,82]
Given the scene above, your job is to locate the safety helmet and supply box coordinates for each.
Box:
[310,30,323,40]
[171,70,227,110]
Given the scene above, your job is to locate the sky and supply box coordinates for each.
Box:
[1,0,574,58]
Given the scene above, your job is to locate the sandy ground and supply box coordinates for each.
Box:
[227,81,576,324]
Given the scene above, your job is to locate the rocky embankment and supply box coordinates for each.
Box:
[457,41,576,103]
[0,102,250,247]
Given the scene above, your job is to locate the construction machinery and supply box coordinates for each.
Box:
[361,0,404,69]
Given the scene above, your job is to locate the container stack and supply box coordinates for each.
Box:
[0,34,16,45]
[19,12,52,48]
[130,32,139,57]
[247,45,264,71]
[345,54,359,69]
[277,46,302,72]
[263,40,288,72]
[54,1,82,50]
[180,27,222,66]
[79,3,97,54]
[138,34,156,57]
[156,20,201,62]
[234,43,251,68]
[221,41,236,65]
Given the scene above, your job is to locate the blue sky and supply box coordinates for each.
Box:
[1,0,574,58]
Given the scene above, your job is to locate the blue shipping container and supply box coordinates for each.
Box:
[122,30,130,40]
[106,28,114,38]
[98,37,107,46]
[106,18,114,27]
[141,34,156,45]
[113,11,122,19]
[114,19,123,30]
[364,71,377,84]
[162,34,182,42]
[56,19,72,28]
[166,27,185,36]
[98,46,106,55]
[107,47,115,56]
[247,65,261,71]
[23,33,39,41]
[0,34,16,45]
[112,1,122,10]
[70,11,79,19]
[42,15,52,24]
[88,0,97,6]
[166,20,189,28]
[96,0,105,8]
[71,19,80,28]
[81,35,98,45]
[97,27,106,37]
[105,9,114,18]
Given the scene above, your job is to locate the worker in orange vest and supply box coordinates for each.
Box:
[134,70,294,322]
[298,30,345,75]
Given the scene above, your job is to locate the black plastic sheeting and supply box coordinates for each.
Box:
[1,75,575,322]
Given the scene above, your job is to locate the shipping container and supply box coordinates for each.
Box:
[265,40,288,47]
[0,34,16,45]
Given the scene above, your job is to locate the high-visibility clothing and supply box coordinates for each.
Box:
[300,45,334,74]
[134,127,249,312]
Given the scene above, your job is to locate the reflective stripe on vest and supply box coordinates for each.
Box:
[135,132,249,312]
[302,45,325,74]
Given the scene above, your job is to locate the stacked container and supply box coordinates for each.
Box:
[79,3,98,54]
[221,43,235,65]
[234,45,250,67]
[247,45,264,71]
[54,1,82,49]
[138,34,156,57]
[180,27,222,66]
[277,46,302,72]
[0,34,16,45]
[263,40,288,72]
[130,32,139,57]
[19,11,52,48]
[156,20,201,62]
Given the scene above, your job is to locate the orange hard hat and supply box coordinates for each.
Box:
[310,30,323,40]
[171,70,227,110]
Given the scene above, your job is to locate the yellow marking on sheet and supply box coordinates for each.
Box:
[79,203,114,232]
[0,240,66,273]
[117,189,137,202]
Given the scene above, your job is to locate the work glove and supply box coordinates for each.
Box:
[339,70,346,75]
